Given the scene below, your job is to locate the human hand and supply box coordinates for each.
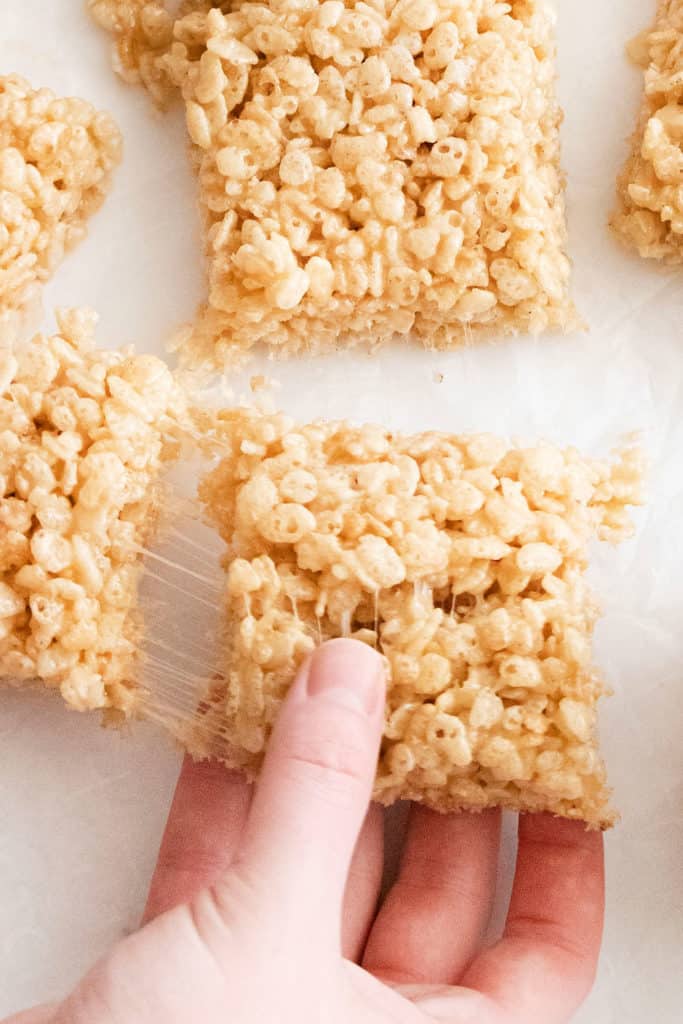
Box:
[8,638,604,1024]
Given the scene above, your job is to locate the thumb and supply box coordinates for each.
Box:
[237,639,386,933]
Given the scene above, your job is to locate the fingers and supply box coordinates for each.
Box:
[463,814,604,1024]
[3,1008,56,1024]
[143,755,252,923]
[342,804,384,961]
[363,807,501,985]
[237,639,386,935]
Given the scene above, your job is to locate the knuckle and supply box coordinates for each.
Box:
[278,708,371,797]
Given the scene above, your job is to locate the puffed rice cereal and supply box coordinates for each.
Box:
[155,0,576,366]
[194,411,643,827]
[87,0,197,106]
[0,310,187,715]
[612,0,683,262]
[0,75,122,328]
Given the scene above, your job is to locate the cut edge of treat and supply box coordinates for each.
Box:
[610,0,683,264]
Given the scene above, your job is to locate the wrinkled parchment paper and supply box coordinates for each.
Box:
[1,1,682,1019]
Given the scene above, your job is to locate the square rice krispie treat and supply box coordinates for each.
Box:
[194,411,643,827]
[159,0,575,366]
[0,75,122,329]
[612,0,683,262]
[0,310,187,714]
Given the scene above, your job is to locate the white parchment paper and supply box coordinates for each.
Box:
[1,1,682,1019]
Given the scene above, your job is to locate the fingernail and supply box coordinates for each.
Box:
[306,639,385,716]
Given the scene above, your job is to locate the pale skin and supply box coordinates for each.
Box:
[7,639,604,1024]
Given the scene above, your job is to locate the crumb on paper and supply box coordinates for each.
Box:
[0,75,122,333]
[611,0,683,263]
[193,410,644,828]
[0,310,187,714]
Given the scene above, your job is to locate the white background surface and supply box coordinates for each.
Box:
[1,1,682,1019]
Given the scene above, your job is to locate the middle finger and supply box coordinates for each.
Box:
[363,806,501,985]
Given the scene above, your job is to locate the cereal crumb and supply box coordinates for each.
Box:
[0,311,187,714]
[611,0,683,263]
[0,75,122,328]
[192,411,644,828]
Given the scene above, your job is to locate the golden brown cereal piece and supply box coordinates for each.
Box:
[0,310,187,714]
[87,0,182,106]
[611,0,683,262]
[194,411,643,828]
[159,0,576,367]
[86,0,222,105]
[0,75,122,326]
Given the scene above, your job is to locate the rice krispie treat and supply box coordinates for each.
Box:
[158,0,575,366]
[612,0,683,262]
[195,411,643,827]
[0,309,187,714]
[0,76,122,327]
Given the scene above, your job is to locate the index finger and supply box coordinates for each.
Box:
[462,814,604,1024]
[142,756,252,924]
